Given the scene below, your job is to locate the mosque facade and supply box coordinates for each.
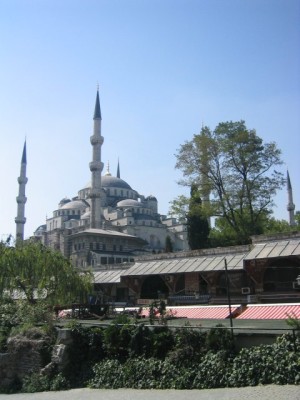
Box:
[33,91,188,267]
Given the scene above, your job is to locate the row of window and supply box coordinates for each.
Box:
[54,209,82,217]
[74,242,124,252]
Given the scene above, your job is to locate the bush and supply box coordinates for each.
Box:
[228,341,300,386]
[205,324,235,354]
[151,326,175,359]
[89,359,125,389]
[168,325,206,366]
[22,372,69,393]
[193,351,231,389]
[129,324,153,358]
[64,322,105,386]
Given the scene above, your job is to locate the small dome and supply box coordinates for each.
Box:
[59,197,71,207]
[81,210,91,219]
[117,199,142,208]
[147,195,157,201]
[60,200,87,210]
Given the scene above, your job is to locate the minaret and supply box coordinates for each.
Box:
[117,158,120,178]
[15,141,28,242]
[287,170,296,226]
[89,89,104,229]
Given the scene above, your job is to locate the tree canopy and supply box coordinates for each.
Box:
[175,121,285,244]
[0,241,92,305]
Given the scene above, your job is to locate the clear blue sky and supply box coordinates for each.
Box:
[0,0,299,240]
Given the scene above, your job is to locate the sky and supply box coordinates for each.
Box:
[0,0,299,241]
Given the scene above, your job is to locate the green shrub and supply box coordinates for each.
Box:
[228,342,300,386]
[22,372,69,393]
[64,322,105,386]
[193,351,231,389]
[205,324,235,354]
[129,324,153,358]
[89,359,125,389]
[103,320,135,361]
[151,326,175,359]
[168,325,206,366]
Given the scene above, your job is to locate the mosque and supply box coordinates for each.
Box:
[14,90,300,306]
[27,90,188,267]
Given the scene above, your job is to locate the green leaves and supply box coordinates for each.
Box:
[175,120,285,244]
[0,241,92,305]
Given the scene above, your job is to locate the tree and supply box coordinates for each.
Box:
[168,195,189,222]
[0,241,92,305]
[164,236,173,253]
[187,184,210,249]
[175,121,285,244]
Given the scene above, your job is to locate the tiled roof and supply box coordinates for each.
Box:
[123,253,246,277]
[93,269,124,284]
[245,239,300,260]
[141,305,239,319]
[236,304,300,319]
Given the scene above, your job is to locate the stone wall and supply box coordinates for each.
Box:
[0,329,72,391]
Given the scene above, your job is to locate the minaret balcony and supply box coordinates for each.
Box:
[90,136,104,146]
[16,196,27,204]
[89,188,101,198]
[18,177,28,184]
[15,216,26,224]
[89,161,103,171]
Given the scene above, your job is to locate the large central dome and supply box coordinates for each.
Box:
[83,175,132,190]
[102,175,132,190]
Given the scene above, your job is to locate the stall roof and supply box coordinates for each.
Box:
[245,239,300,260]
[123,253,246,277]
[236,304,300,320]
[141,305,239,319]
[93,269,124,284]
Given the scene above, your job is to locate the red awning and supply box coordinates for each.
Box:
[141,305,238,319]
[236,304,300,320]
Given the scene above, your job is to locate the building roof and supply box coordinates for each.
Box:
[140,305,239,319]
[123,252,246,277]
[117,199,142,207]
[94,269,124,284]
[71,228,143,240]
[236,304,300,319]
[245,239,300,260]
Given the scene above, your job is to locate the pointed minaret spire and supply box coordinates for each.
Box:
[93,87,102,120]
[117,158,120,178]
[287,170,296,226]
[15,140,28,242]
[89,89,104,229]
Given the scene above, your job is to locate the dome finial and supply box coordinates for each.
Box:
[105,161,111,176]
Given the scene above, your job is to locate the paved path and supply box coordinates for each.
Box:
[1,386,299,400]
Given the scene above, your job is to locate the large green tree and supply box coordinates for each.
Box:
[175,121,285,244]
[0,241,92,305]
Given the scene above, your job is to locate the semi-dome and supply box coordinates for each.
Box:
[60,200,87,210]
[146,195,157,201]
[117,199,142,208]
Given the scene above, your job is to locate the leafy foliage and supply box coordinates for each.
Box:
[175,121,285,244]
[21,372,69,393]
[0,241,92,305]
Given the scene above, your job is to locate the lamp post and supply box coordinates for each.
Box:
[224,258,234,338]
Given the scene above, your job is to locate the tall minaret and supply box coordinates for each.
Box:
[15,141,28,242]
[89,89,104,229]
[287,170,296,226]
